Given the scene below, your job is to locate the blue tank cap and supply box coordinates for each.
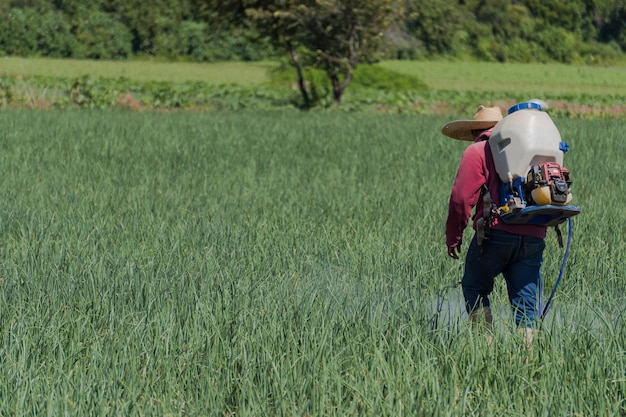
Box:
[508,102,542,114]
[559,142,570,153]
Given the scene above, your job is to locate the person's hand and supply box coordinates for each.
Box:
[447,244,461,259]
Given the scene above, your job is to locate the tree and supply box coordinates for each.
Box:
[221,0,398,107]
[104,0,190,54]
[598,0,626,51]
[406,0,464,55]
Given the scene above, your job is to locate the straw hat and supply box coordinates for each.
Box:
[441,105,503,141]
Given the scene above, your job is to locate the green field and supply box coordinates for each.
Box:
[0,57,275,85]
[379,60,626,95]
[0,109,624,415]
[3,56,626,101]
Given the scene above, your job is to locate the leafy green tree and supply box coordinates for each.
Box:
[208,0,399,107]
[406,0,464,55]
[72,10,132,59]
[104,0,189,54]
[0,8,39,55]
[599,0,626,51]
[0,7,74,57]
[522,0,587,33]
[2,0,625,64]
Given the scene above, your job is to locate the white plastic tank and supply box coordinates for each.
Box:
[489,102,564,183]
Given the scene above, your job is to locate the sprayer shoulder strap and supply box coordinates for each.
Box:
[554,224,563,248]
[476,184,492,246]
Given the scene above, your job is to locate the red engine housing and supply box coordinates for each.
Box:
[526,162,572,204]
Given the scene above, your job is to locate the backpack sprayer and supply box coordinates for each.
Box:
[489,101,581,318]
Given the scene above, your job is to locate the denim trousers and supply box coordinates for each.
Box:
[462,229,546,327]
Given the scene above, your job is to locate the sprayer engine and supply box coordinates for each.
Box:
[525,162,572,206]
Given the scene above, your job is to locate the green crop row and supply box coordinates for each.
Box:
[0,110,624,415]
[1,70,625,118]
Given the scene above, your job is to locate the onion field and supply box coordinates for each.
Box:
[0,109,624,416]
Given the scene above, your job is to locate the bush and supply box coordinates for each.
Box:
[576,41,624,65]
[505,38,549,63]
[532,25,579,64]
[35,10,75,58]
[268,62,428,93]
[0,8,74,58]
[204,28,278,62]
[266,62,428,109]
[0,76,14,106]
[351,65,429,92]
[0,8,39,56]
[152,20,210,61]
[72,11,132,59]
[180,21,211,62]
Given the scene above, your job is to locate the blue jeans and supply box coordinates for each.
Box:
[462,229,546,327]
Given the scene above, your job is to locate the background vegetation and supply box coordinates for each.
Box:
[0,109,623,415]
[1,58,625,117]
[3,1,626,109]
[1,0,626,65]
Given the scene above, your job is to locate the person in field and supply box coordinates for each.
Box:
[442,105,547,343]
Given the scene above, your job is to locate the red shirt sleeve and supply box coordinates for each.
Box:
[445,142,488,247]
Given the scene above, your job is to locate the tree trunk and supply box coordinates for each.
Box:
[287,41,310,109]
[331,74,342,105]
[330,66,353,106]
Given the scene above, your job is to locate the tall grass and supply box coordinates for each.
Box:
[0,110,623,415]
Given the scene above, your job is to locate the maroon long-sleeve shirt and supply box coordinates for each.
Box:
[445,131,547,248]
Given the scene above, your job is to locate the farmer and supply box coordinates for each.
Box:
[442,105,547,342]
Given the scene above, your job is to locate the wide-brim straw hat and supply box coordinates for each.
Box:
[441,105,503,141]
